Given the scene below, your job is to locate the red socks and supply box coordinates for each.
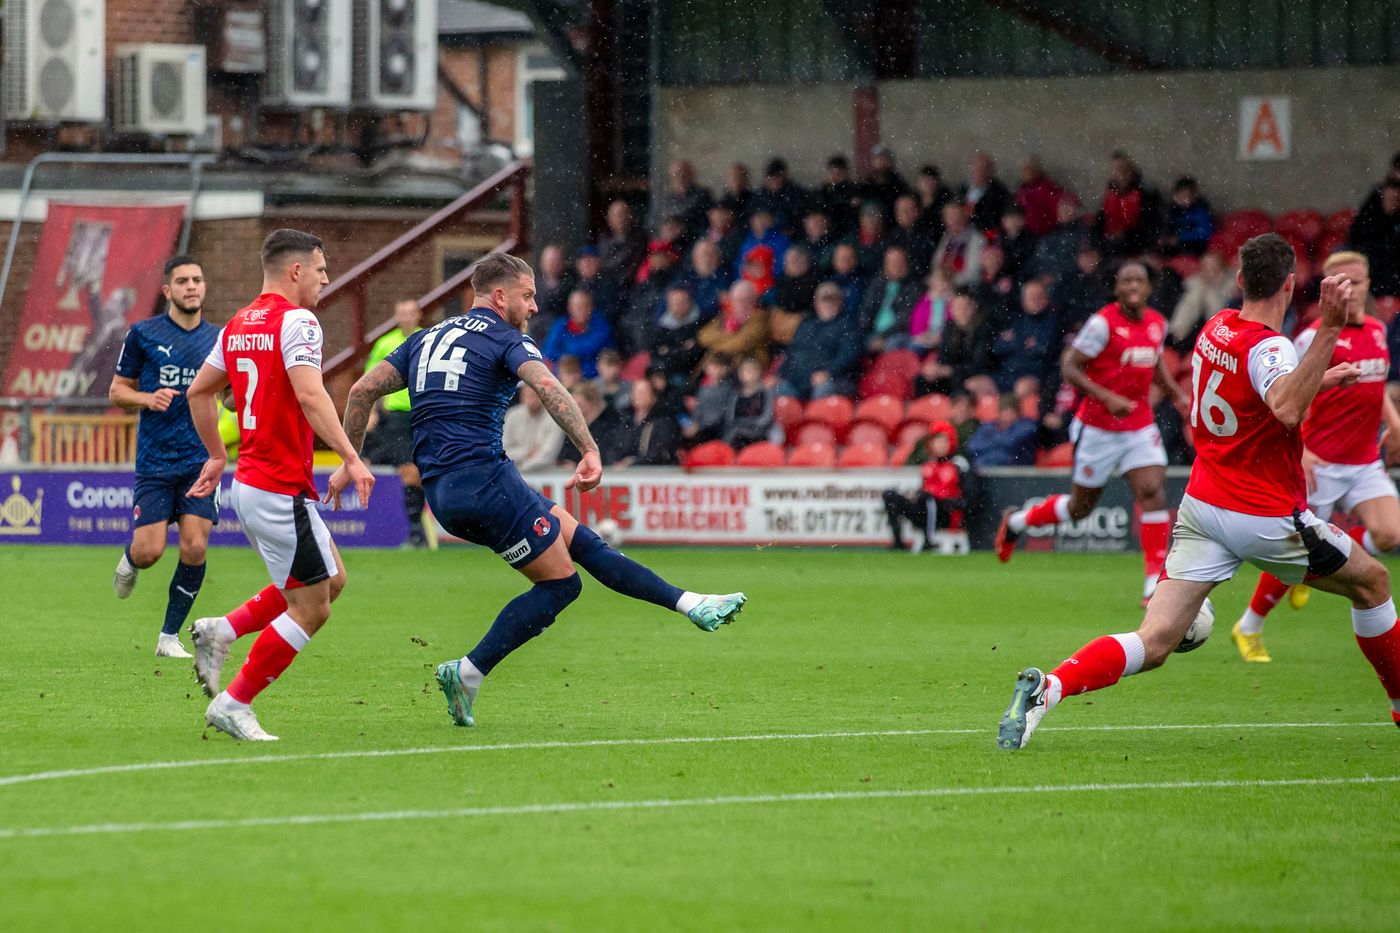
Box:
[1140,512,1170,582]
[1249,573,1291,617]
[1356,624,1400,713]
[226,614,309,704]
[227,585,288,638]
[1050,634,1143,697]
[1023,494,1067,528]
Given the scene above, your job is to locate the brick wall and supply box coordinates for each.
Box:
[429,45,521,163]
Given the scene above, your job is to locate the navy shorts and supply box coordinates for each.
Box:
[133,469,220,529]
[425,458,560,567]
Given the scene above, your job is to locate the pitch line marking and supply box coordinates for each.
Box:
[2,774,1397,840]
[0,721,1387,790]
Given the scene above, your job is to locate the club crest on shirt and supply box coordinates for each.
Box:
[533,516,552,537]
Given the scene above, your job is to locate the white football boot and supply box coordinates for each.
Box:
[155,633,193,658]
[113,554,139,599]
[204,694,278,741]
[190,617,233,697]
[997,668,1061,750]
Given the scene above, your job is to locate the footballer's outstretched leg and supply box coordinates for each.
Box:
[191,585,289,696]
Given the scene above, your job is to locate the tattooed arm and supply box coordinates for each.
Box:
[343,360,407,453]
[517,360,602,491]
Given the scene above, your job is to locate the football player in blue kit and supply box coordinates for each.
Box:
[109,255,221,657]
[336,252,746,727]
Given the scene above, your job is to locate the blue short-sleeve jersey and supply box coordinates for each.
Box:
[115,314,220,476]
[385,308,543,480]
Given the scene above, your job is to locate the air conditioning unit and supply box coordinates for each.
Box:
[2,0,105,122]
[113,45,208,135]
[353,0,438,110]
[265,0,353,107]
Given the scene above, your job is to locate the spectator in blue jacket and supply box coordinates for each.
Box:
[1162,176,1216,257]
[992,280,1061,393]
[966,396,1038,466]
[777,282,861,400]
[828,242,866,319]
[736,207,790,278]
[681,239,730,321]
[543,290,615,379]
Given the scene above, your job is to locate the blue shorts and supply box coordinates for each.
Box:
[133,469,220,529]
[425,459,560,567]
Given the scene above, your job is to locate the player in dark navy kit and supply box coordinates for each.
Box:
[337,252,746,727]
[109,255,221,657]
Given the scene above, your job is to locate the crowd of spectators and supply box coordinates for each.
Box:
[512,146,1400,472]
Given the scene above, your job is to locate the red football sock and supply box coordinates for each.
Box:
[1050,634,1140,697]
[227,585,288,638]
[226,615,308,704]
[1356,624,1400,704]
[1022,494,1067,528]
[1249,573,1291,617]
[1140,514,1170,581]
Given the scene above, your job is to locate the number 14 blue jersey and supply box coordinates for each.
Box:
[384,308,544,480]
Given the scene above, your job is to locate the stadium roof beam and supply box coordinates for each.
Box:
[980,0,1162,71]
[820,0,920,81]
[513,0,588,74]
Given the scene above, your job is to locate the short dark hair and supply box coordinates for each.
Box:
[471,252,533,294]
[261,229,325,270]
[163,254,201,280]
[1238,233,1297,300]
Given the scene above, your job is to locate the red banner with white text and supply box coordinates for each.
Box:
[2,203,185,399]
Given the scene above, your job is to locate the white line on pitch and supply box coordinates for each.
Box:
[2,774,1396,840]
[0,721,1387,789]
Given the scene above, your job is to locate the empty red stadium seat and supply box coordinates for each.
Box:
[847,421,892,448]
[905,393,951,424]
[896,420,930,447]
[1037,443,1075,468]
[774,394,804,443]
[621,352,650,381]
[1325,208,1356,236]
[1275,209,1324,245]
[890,440,918,466]
[1207,230,1245,262]
[853,395,904,437]
[686,440,736,468]
[1221,209,1273,238]
[838,443,889,468]
[795,422,837,447]
[735,442,785,468]
[804,395,854,439]
[787,443,837,468]
[1316,229,1349,260]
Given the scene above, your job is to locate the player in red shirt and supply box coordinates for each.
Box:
[995,262,1190,604]
[998,233,1400,749]
[1233,250,1400,661]
[183,229,375,741]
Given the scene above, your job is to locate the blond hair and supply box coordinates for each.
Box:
[1323,250,1369,275]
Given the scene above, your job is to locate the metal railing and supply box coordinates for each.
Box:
[0,397,133,464]
[320,161,530,383]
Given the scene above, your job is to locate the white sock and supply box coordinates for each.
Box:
[1143,575,1158,600]
[457,657,484,689]
[1008,510,1029,534]
[270,614,311,651]
[1043,673,1064,711]
[1363,530,1382,556]
[675,591,704,615]
[1351,599,1396,638]
[1111,632,1147,676]
[1238,608,1267,636]
[215,617,237,643]
[217,690,249,711]
[117,553,135,575]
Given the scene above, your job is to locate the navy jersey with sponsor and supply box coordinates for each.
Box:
[115,314,220,475]
[385,309,543,480]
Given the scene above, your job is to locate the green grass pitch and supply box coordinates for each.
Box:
[2,544,1397,931]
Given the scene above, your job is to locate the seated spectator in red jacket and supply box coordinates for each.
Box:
[1097,151,1162,257]
[966,395,1038,466]
[958,152,1013,234]
[859,246,923,352]
[737,207,790,279]
[778,281,861,400]
[882,422,970,550]
[613,379,682,467]
[933,202,986,288]
[1162,176,1215,257]
[543,290,615,379]
[1016,155,1064,236]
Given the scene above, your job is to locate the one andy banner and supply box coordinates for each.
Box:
[0,468,407,547]
[2,203,186,399]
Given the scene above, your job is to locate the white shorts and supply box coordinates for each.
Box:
[1309,460,1398,521]
[1069,420,1168,489]
[1164,494,1352,585]
[229,479,338,589]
